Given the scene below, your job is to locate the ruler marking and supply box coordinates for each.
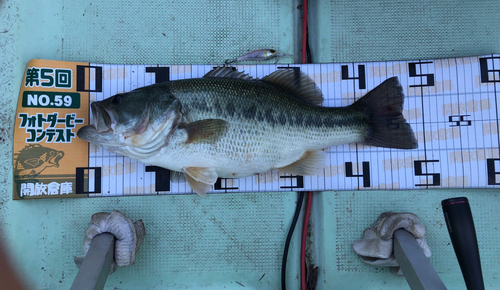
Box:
[354,62,360,190]
[492,54,500,152]
[388,61,394,189]
[456,57,465,188]
[419,60,429,187]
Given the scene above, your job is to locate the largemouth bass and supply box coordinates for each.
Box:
[77,67,417,196]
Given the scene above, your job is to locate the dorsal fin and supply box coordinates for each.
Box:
[203,67,255,81]
[261,69,324,106]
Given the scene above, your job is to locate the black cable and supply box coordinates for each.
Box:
[281,191,305,290]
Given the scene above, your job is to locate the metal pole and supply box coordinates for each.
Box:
[393,229,447,290]
[71,233,115,290]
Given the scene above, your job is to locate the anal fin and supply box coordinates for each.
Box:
[278,150,325,176]
[182,167,218,197]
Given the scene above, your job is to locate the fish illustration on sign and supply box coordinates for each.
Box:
[78,67,417,196]
[14,144,65,180]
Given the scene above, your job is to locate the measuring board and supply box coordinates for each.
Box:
[13,55,500,199]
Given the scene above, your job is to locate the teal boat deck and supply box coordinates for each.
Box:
[1,0,499,289]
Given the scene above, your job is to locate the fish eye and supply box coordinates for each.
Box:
[112,94,124,104]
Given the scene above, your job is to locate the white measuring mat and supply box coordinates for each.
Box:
[84,55,500,196]
[13,55,500,198]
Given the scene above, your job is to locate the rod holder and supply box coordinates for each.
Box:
[442,197,484,290]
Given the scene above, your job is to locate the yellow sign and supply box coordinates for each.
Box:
[13,59,90,199]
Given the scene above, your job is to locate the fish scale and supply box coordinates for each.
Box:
[174,78,361,133]
[149,78,367,176]
[78,68,417,196]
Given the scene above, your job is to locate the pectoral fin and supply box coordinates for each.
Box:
[182,167,218,197]
[179,119,228,144]
[278,150,325,176]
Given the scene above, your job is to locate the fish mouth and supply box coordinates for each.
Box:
[78,103,123,146]
[47,151,64,167]
[91,102,116,133]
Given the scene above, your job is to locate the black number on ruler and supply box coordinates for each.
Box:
[214,178,238,191]
[479,57,500,83]
[145,166,171,192]
[341,65,366,89]
[145,67,170,83]
[449,115,471,127]
[486,159,500,185]
[75,167,101,194]
[76,65,102,92]
[345,162,370,187]
[408,61,434,87]
[280,175,304,189]
[414,160,440,186]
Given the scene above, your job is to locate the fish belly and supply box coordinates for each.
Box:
[148,117,364,178]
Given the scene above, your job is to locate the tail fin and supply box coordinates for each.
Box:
[351,77,417,149]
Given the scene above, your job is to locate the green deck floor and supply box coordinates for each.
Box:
[1,0,500,289]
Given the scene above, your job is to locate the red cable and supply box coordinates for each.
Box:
[301,191,313,290]
[302,0,308,64]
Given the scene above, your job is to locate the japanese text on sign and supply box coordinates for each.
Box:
[18,112,84,143]
[24,67,72,89]
[20,181,73,197]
